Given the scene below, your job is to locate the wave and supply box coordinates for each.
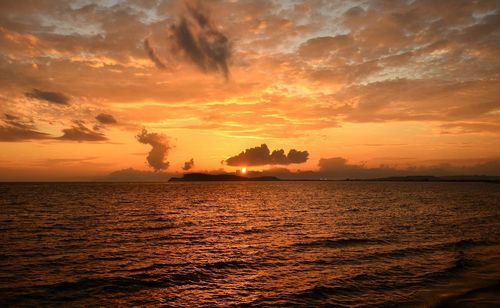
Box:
[105,224,175,233]
[366,238,491,260]
[267,253,475,307]
[201,260,251,270]
[430,281,500,307]
[293,284,358,299]
[418,251,471,282]
[301,238,489,270]
[114,259,252,276]
[0,269,215,306]
[294,237,386,248]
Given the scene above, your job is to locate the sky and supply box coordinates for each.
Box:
[1,0,499,181]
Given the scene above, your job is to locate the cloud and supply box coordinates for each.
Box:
[42,157,98,166]
[246,157,500,179]
[136,128,171,171]
[0,113,51,141]
[225,144,309,166]
[57,121,107,141]
[182,158,194,171]
[144,38,167,70]
[25,88,70,105]
[439,122,500,135]
[169,0,231,79]
[0,124,51,141]
[95,113,117,124]
[287,149,310,164]
[1,115,112,142]
[316,157,392,179]
[299,35,353,59]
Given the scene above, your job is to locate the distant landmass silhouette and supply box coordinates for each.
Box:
[169,173,280,182]
[352,175,500,183]
[170,173,499,183]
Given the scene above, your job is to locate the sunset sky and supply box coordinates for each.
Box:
[1,0,499,180]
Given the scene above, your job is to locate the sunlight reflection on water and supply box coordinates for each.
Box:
[0,182,499,306]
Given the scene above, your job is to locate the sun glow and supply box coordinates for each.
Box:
[241,167,247,174]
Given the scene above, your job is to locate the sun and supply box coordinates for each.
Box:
[241,167,247,174]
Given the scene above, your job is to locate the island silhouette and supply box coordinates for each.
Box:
[169,173,280,182]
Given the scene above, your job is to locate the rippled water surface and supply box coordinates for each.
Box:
[1,182,499,306]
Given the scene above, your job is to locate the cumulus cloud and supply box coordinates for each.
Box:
[0,113,51,141]
[57,121,107,142]
[25,88,70,105]
[145,0,231,79]
[136,128,171,171]
[182,158,194,171]
[144,38,167,70]
[95,113,117,124]
[225,144,309,166]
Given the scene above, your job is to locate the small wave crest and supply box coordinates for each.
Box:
[0,269,215,306]
[294,237,385,248]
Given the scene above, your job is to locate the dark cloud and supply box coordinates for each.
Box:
[3,113,33,129]
[4,113,19,121]
[57,121,107,142]
[1,114,112,142]
[25,88,70,105]
[136,128,171,171]
[169,0,231,79]
[182,158,194,171]
[0,124,51,141]
[0,113,51,141]
[144,38,167,70]
[225,144,309,166]
[287,149,310,164]
[95,113,117,124]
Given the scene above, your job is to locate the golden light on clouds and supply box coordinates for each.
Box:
[0,0,499,181]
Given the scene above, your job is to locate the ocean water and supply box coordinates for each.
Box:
[0,182,499,307]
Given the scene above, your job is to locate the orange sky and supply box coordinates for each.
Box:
[1,0,499,181]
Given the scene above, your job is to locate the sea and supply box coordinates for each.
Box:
[0,182,499,307]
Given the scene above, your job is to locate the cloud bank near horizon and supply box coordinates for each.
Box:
[246,157,500,180]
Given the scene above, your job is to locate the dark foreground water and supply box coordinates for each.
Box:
[0,182,499,307]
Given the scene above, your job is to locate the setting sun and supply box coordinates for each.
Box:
[241,167,247,174]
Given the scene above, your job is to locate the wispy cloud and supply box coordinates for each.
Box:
[57,121,107,142]
[144,38,167,70]
[0,113,51,141]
